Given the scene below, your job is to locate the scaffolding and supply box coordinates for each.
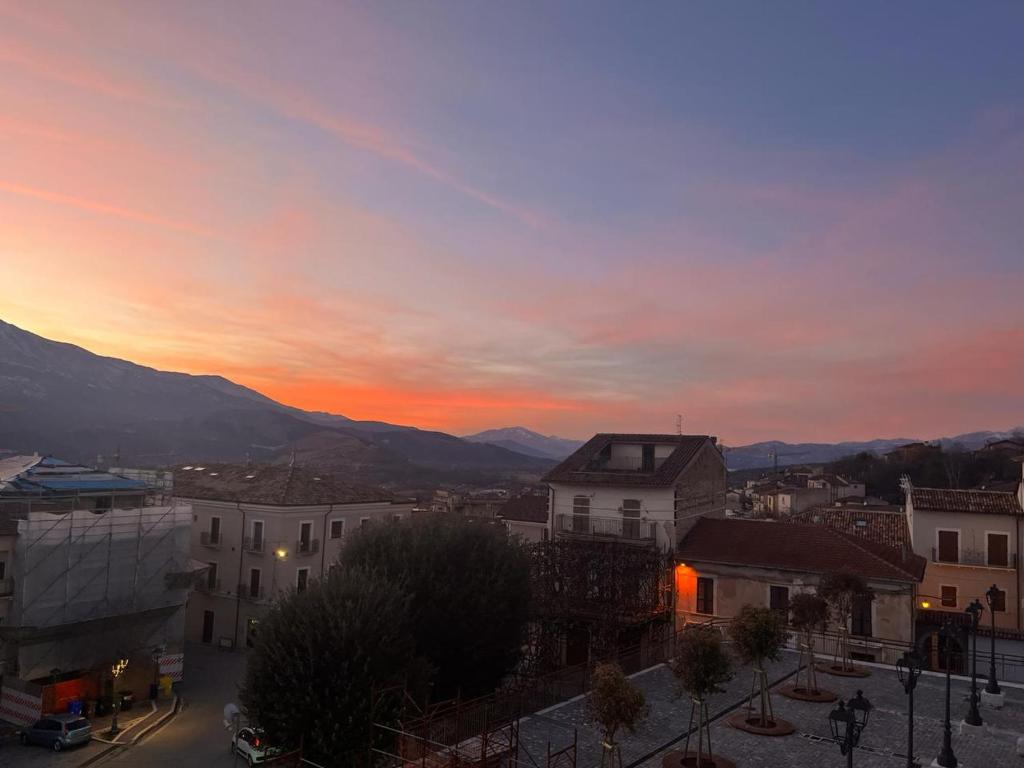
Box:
[2,495,192,681]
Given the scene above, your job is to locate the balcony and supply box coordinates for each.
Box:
[296,538,320,557]
[243,536,266,554]
[554,513,656,544]
[931,548,1017,569]
[238,583,267,601]
[198,578,222,594]
[0,578,13,597]
[200,531,223,549]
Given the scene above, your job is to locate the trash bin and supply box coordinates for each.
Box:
[68,700,83,716]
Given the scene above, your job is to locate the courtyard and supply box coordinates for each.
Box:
[518,650,1024,768]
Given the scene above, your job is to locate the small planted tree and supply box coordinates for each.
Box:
[585,662,648,768]
[817,572,874,674]
[669,625,733,768]
[788,593,830,696]
[727,605,790,732]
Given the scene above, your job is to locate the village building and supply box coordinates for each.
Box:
[497,494,548,543]
[175,464,415,650]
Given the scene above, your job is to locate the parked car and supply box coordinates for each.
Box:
[20,714,92,751]
[231,727,282,766]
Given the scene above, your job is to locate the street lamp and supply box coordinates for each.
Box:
[829,690,872,768]
[983,584,1001,695]
[109,657,128,736]
[936,621,958,768]
[896,650,923,768]
[963,600,984,726]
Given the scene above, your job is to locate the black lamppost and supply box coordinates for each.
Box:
[829,690,872,768]
[984,584,1001,695]
[936,621,958,768]
[896,650,923,768]
[964,600,984,726]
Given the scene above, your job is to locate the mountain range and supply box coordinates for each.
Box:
[1,319,1017,485]
[0,320,551,488]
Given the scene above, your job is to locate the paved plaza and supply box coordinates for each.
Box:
[518,650,1024,768]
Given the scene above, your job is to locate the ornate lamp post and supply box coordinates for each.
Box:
[936,621,958,768]
[829,690,872,768]
[109,658,129,736]
[896,650,923,768]
[963,600,984,726]
[983,584,1001,695]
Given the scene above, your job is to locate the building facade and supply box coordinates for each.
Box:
[176,464,416,649]
[543,434,727,552]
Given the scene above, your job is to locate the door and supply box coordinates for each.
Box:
[299,522,312,552]
[209,516,221,544]
[251,521,264,551]
[249,568,261,599]
[622,499,641,539]
[201,610,215,643]
[572,496,590,534]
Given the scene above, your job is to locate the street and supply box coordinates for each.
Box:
[101,643,247,768]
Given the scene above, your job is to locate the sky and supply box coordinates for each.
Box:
[1,1,1023,444]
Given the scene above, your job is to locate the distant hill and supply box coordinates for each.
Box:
[463,427,584,459]
[725,429,1024,471]
[0,320,551,485]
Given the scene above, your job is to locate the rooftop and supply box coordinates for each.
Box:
[0,455,148,496]
[908,486,1022,516]
[172,463,396,506]
[497,494,548,523]
[542,433,714,487]
[677,517,925,582]
[787,505,910,549]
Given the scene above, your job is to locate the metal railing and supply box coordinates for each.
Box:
[931,547,1015,568]
[296,538,320,556]
[199,578,222,593]
[200,531,222,548]
[243,536,266,554]
[238,583,266,601]
[553,513,656,542]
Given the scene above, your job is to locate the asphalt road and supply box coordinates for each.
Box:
[101,643,248,768]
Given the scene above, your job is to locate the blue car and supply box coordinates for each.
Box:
[20,714,92,751]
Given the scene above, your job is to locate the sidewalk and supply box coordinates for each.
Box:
[78,694,180,766]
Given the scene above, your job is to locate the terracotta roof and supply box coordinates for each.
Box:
[542,434,715,487]
[172,464,395,506]
[787,506,910,550]
[677,518,925,583]
[498,494,548,523]
[909,487,1021,516]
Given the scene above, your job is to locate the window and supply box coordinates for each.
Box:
[851,594,873,637]
[641,444,655,472]
[937,530,959,563]
[250,520,264,551]
[0,557,6,580]
[299,521,313,551]
[209,516,221,544]
[987,533,1009,567]
[941,585,957,608]
[360,518,370,528]
[696,577,714,615]
[207,562,218,590]
[330,519,345,539]
[296,568,309,593]
[769,585,790,617]
[393,514,402,522]
[990,588,1006,612]
[622,499,641,539]
[202,610,215,643]
[249,568,261,598]
[572,496,590,534]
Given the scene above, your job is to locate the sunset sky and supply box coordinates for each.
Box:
[2,2,1023,444]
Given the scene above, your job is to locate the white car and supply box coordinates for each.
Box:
[231,727,282,766]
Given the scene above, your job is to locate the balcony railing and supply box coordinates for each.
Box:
[296,538,320,556]
[554,513,656,543]
[931,547,1016,568]
[200,531,223,549]
[0,578,13,597]
[243,536,266,554]
[199,578,222,593]
[238,584,266,601]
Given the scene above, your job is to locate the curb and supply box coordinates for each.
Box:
[77,696,180,768]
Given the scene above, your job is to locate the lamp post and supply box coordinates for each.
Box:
[896,650,923,768]
[829,690,872,768]
[963,600,984,726]
[109,658,128,736]
[983,584,1001,695]
[936,621,958,768]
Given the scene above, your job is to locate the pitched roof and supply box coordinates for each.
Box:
[172,464,395,506]
[909,487,1022,516]
[0,455,148,496]
[498,494,548,523]
[542,434,714,487]
[787,506,910,550]
[677,518,925,583]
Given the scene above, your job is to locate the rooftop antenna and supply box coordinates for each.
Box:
[288,449,296,468]
[676,414,683,436]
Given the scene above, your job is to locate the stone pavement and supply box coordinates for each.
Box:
[518,650,1024,768]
